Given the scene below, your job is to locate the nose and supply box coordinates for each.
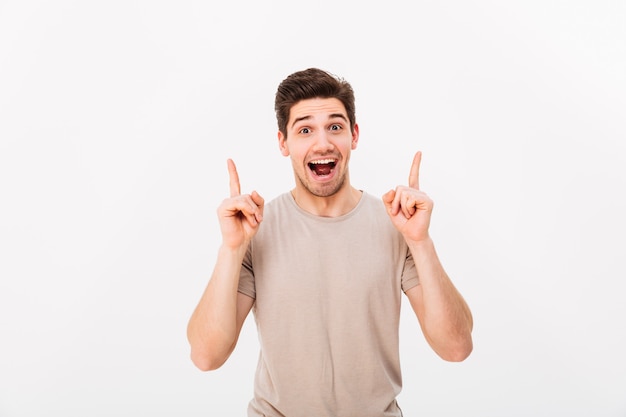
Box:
[312,131,334,153]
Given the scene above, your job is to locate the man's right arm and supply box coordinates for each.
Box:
[187,245,255,371]
[186,159,263,371]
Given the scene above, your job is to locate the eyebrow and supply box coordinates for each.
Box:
[290,113,348,129]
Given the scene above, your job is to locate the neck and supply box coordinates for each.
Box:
[290,186,362,217]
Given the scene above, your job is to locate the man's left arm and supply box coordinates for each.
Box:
[383,151,473,362]
[404,238,473,361]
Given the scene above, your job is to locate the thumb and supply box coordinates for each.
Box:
[382,189,395,206]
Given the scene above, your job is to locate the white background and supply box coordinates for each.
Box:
[1,1,625,416]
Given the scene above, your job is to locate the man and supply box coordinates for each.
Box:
[187,68,473,416]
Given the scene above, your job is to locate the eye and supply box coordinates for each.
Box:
[329,124,342,131]
[299,127,311,134]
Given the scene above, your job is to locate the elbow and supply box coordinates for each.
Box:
[187,327,235,371]
[190,345,232,372]
[190,348,228,372]
[442,344,473,362]
[440,314,474,362]
[427,328,473,362]
[440,336,473,362]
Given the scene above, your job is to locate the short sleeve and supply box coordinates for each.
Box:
[401,247,420,293]
[237,243,256,299]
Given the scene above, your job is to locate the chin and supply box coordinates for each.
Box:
[308,179,346,198]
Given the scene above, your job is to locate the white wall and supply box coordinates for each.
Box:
[1,1,624,416]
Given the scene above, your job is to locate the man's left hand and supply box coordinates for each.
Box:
[382,151,434,243]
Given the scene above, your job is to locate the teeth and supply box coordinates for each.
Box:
[309,159,335,165]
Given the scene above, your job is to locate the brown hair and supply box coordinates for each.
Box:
[274,68,356,139]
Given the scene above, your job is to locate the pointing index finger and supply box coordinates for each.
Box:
[227,158,241,197]
[408,151,422,189]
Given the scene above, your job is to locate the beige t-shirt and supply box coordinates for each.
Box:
[238,191,419,417]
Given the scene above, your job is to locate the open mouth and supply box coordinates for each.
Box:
[308,158,337,177]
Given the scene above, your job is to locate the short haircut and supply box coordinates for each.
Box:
[274,68,356,138]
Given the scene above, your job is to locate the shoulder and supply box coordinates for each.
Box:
[357,191,404,238]
[359,191,383,207]
[357,191,388,216]
[350,191,394,229]
[263,192,294,218]
[253,192,295,239]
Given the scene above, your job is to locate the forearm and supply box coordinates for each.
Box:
[187,245,247,370]
[408,237,473,361]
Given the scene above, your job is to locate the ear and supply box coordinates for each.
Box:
[351,123,360,150]
[278,131,290,156]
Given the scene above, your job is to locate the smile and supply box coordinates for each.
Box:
[308,159,337,177]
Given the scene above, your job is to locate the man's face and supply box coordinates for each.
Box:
[278,97,359,198]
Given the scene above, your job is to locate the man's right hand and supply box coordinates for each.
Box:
[217,159,264,249]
